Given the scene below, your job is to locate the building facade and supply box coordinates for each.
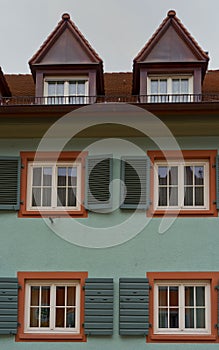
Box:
[1,10,219,350]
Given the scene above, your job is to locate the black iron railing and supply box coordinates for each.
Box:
[1,94,219,106]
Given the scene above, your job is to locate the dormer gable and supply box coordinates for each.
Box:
[133,10,209,98]
[29,13,104,100]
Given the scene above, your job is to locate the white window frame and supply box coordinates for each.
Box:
[154,280,211,335]
[154,160,209,211]
[44,76,89,104]
[24,280,81,334]
[147,75,193,102]
[26,161,82,211]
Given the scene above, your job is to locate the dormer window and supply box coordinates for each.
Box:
[44,77,89,104]
[147,75,193,103]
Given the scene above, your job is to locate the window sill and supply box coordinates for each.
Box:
[148,334,217,343]
[16,332,86,342]
[148,208,217,217]
[18,207,88,218]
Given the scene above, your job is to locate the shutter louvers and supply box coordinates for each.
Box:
[0,278,18,335]
[216,156,219,209]
[84,278,113,335]
[85,155,113,209]
[0,157,21,210]
[119,278,149,336]
[120,156,150,209]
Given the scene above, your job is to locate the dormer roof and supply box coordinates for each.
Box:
[0,67,11,97]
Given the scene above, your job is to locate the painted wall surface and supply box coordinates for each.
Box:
[0,137,219,349]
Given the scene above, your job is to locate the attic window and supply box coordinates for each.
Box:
[147,75,193,103]
[44,77,89,104]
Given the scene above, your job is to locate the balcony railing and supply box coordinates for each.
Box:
[1,94,219,106]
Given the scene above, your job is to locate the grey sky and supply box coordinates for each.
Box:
[0,0,218,73]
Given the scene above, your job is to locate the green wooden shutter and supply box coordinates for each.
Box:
[120,156,150,209]
[216,156,219,209]
[119,278,149,335]
[0,157,21,210]
[0,278,18,335]
[85,155,113,209]
[84,278,113,335]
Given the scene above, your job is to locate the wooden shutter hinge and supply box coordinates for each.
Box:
[21,164,25,169]
[213,200,217,205]
[212,164,216,168]
[20,201,24,205]
[83,285,86,290]
[214,285,219,290]
[18,284,22,289]
[215,323,219,329]
[149,323,152,328]
[17,322,21,328]
[149,285,152,290]
[82,323,85,328]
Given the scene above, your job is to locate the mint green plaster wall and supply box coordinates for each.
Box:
[0,137,219,349]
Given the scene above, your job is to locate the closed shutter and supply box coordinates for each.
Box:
[85,155,113,209]
[120,156,150,209]
[0,157,21,210]
[119,278,149,335]
[84,278,113,335]
[0,278,18,335]
[216,156,219,209]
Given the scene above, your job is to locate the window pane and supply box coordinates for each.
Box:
[169,187,178,206]
[196,287,205,306]
[56,308,65,327]
[67,287,76,306]
[169,167,178,185]
[32,167,42,186]
[195,187,204,206]
[196,308,205,328]
[68,188,76,206]
[41,308,50,327]
[151,80,158,94]
[160,79,167,94]
[195,166,204,185]
[170,308,179,328]
[57,188,66,206]
[181,79,189,94]
[69,82,76,95]
[184,166,193,186]
[42,188,52,206]
[30,308,39,327]
[185,308,194,328]
[67,308,75,327]
[58,167,66,186]
[185,286,194,306]
[56,286,65,306]
[48,82,56,96]
[159,286,167,306]
[32,188,41,206]
[68,167,77,186]
[158,166,168,185]
[43,167,52,186]
[172,79,180,94]
[159,187,167,206]
[56,82,64,95]
[184,187,193,206]
[169,286,178,306]
[78,81,85,95]
[30,286,40,306]
[159,308,168,328]
[41,286,50,306]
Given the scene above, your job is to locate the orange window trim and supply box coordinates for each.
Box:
[147,150,217,217]
[16,271,88,342]
[147,271,219,343]
[18,151,88,218]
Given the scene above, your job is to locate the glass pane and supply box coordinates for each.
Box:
[43,167,52,186]
[170,308,179,328]
[159,308,168,328]
[169,286,178,306]
[67,287,76,306]
[151,80,158,94]
[30,307,39,327]
[159,187,167,206]
[69,81,76,95]
[32,188,41,206]
[196,308,205,328]
[48,82,56,96]
[57,188,66,206]
[56,308,65,327]
[169,167,178,185]
[172,79,180,94]
[41,286,50,306]
[78,81,85,95]
[56,286,65,306]
[56,82,64,95]
[160,79,167,94]
[32,167,42,186]
[30,286,40,306]
[58,167,66,186]
[184,187,193,206]
[42,188,52,206]
[66,308,75,327]
[185,308,194,328]
[196,287,205,306]
[158,286,167,306]
[41,308,50,327]
[68,167,77,186]
[195,166,204,185]
[158,166,168,185]
[184,166,193,185]
[169,187,178,206]
[181,79,189,94]
[68,188,76,206]
[185,286,194,306]
[195,187,204,206]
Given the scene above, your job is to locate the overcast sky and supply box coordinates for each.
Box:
[0,0,218,74]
